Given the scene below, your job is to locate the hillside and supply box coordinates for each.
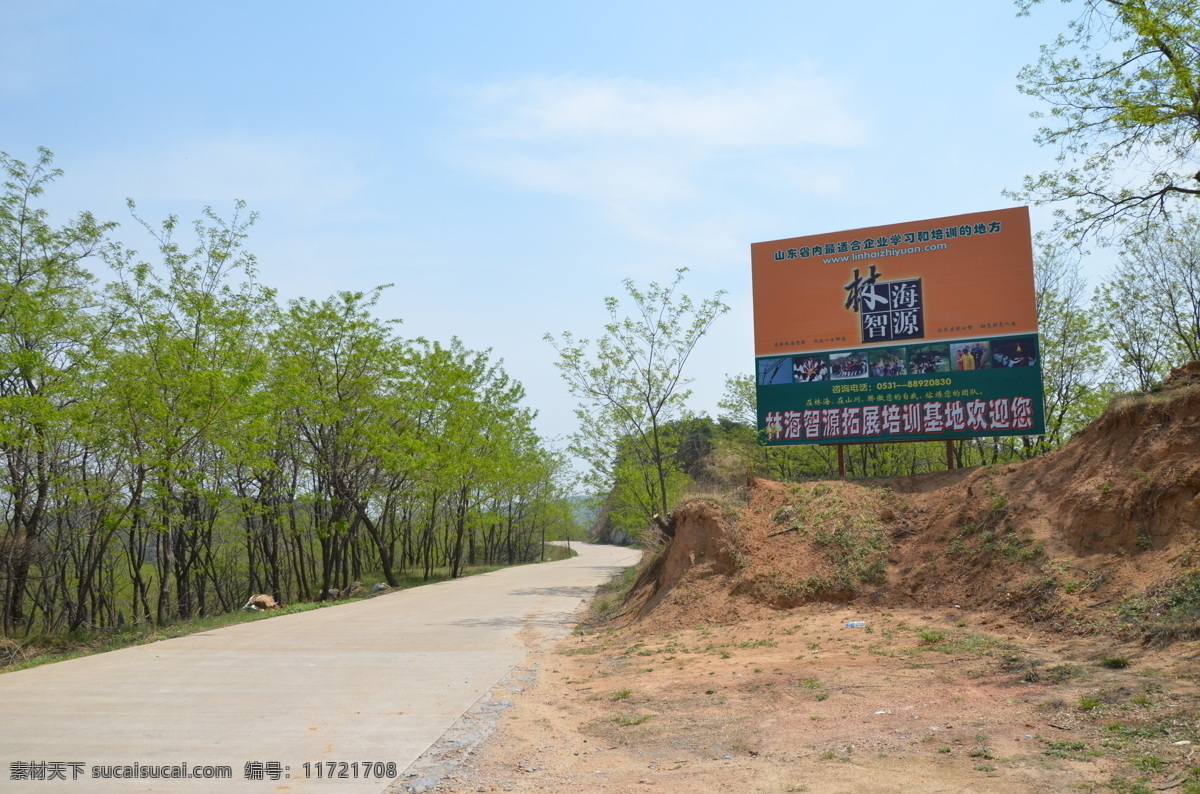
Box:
[624,361,1200,641]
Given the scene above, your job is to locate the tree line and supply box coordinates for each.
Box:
[0,149,573,636]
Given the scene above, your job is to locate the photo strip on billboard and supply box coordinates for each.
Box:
[751,207,1046,445]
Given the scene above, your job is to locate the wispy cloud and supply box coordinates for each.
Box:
[454,71,867,206]
[470,72,864,150]
[449,71,869,257]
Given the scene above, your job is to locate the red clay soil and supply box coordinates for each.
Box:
[626,361,1200,639]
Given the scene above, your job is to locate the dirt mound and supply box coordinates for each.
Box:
[623,363,1200,640]
[621,478,897,633]
[622,499,739,620]
[1019,361,1200,556]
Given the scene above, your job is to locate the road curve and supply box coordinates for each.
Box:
[0,542,640,793]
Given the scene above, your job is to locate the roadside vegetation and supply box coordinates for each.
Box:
[0,150,582,645]
[1,543,576,672]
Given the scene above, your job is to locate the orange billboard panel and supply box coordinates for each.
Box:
[750,207,1035,356]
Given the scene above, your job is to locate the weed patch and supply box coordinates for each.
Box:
[613,714,653,726]
[1115,572,1200,642]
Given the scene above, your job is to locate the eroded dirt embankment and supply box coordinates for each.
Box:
[624,362,1200,641]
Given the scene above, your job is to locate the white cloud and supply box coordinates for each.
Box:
[449,71,869,255]
[469,72,865,151]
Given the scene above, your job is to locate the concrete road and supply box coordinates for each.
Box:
[0,543,639,793]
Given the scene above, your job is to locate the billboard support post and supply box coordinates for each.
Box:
[837,444,846,478]
[945,439,955,471]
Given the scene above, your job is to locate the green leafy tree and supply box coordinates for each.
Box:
[270,288,409,593]
[104,201,275,622]
[1092,213,1200,392]
[420,339,534,578]
[715,373,841,481]
[1015,0,1200,239]
[0,149,573,635]
[0,149,113,630]
[546,269,728,538]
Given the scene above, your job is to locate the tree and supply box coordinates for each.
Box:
[270,288,408,594]
[546,269,728,538]
[715,373,838,481]
[0,149,570,633]
[412,339,535,578]
[1034,240,1115,450]
[0,149,112,630]
[1014,0,1200,240]
[1093,266,1172,390]
[104,201,275,622]
[1116,212,1200,362]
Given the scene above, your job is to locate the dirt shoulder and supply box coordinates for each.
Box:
[405,603,1200,793]
[398,369,1200,792]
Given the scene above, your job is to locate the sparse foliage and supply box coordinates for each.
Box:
[1033,240,1115,449]
[546,269,728,538]
[1014,0,1200,240]
[1117,213,1200,362]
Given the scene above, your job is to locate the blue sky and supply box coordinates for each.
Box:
[3,1,1088,449]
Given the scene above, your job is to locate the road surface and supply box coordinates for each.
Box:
[0,542,639,792]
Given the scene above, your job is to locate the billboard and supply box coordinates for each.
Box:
[750,207,1045,445]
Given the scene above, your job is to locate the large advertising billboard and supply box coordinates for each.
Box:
[751,207,1046,445]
